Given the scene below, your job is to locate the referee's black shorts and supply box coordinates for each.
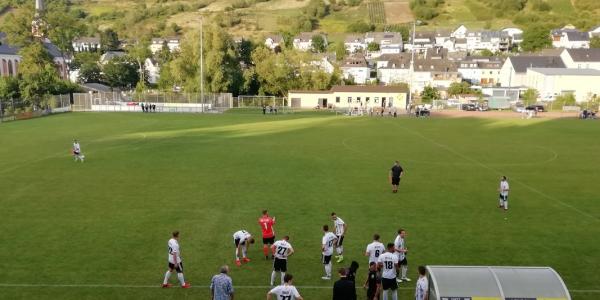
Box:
[391,177,400,185]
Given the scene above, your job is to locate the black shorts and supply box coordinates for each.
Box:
[399,257,407,266]
[273,258,287,272]
[168,262,184,273]
[234,238,246,247]
[499,194,508,201]
[392,177,400,185]
[263,236,275,245]
[336,235,344,246]
[322,255,332,265]
[381,278,398,290]
[73,151,80,155]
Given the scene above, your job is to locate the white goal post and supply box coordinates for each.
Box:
[234,95,292,113]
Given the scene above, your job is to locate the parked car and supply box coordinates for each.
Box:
[461,103,477,111]
[526,104,545,112]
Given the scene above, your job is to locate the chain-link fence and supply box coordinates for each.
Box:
[72,92,233,113]
[0,94,71,123]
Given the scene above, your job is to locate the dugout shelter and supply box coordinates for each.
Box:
[426,266,571,300]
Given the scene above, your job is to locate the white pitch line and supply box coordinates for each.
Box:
[0,283,412,290]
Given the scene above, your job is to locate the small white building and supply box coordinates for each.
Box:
[526,68,600,102]
[590,25,600,38]
[288,85,408,109]
[560,48,600,70]
[72,37,101,52]
[265,34,284,51]
[310,54,336,74]
[344,34,366,53]
[451,25,468,39]
[457,56,504,86]
[499,56,565,87]
[149,37,180,54]
[293,32,328,52]
[551,29,589,49]
[144,58,160,84]
[376,53,411,85]
[341,55,370,84]
[364,32,403,57]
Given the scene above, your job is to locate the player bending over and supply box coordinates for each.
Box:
[331,212,347,263]
[162,231,191,288]
[233,230,255,266]
[259,210,276,260]
[270,236,294,286]
[321,225,338,280]
[72,139,84,162]
[267,274,303,300]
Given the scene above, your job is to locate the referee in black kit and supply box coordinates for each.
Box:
[389,161,404,193]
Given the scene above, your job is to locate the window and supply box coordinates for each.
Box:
[336,97,340,103]
[357,97,361,102]
[366,97,370,102]
[374,97,379,103]
[347,97,352,103]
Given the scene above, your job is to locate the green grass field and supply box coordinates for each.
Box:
[0,112,599,299]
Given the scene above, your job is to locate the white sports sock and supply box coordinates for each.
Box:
[401,266,407,278]
[235,248,240,260]
[177,273,185,285]
[242,246,247,258]
[504,200,508,210]
[280,272,285,284]
[271,271,276,285]
[383,290,389,300]
[163,271,172,284]
[337,246,343,255]
[325,263,332,277]
[392,290,398,300]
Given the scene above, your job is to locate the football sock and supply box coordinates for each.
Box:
[383,290,389,300]
[504,201,508,210]
[263,245,269,257]
[281,272,285,284]
[325,263,332,277]
[401,266,407,278]
[235,248,240,260]
[177,273,185,286]
[271,271,276,286]
[242,247,247,258]
[337,246,343,255]
[163,271,172,284]
[392,291,398,300]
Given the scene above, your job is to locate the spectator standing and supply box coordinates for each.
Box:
[210,265,234,300]
[415,266,429,300]
[364,262,381,300]
[333,268,357,300]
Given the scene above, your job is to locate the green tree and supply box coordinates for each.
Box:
[590,37,600,49]
[0,8,34,47]
[521,26,552,52]
[479,49,494,56]
[335,42,346,61]
[100,29,120,52]
[553,93,577,109]
[522,88,538,105]
[346,21,374,33]
[156,42,173,65]
[420,86,440,104]
[18,42,61,106]
[311,35,326,53]
[448,82,474,96]
[102,56,139,89]
[0,76,21,100]
[367,42,380,52]
[127,40,152,88]
[78,62,102,83]
[46,4,86,56]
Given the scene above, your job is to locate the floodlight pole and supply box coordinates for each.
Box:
[200,17,204,112]
[408,20,418,110]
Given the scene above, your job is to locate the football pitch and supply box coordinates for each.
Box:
[0,112,598,299]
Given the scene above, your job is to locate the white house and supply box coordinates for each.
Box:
[144,58,160,85]
[407,31,434,53]
[451,25,468,39]
[551,29,590,49]
[344,34,366,53]
[72,37,101,52]
[560,48,600,70]
[149,37,180,54]
[288,85,408,109]
[265,34,284,50]
[412,58,461,92]
[457,56,504,86]
[340,55,370,84]
[590,25,600,38]
[293,32,328,52]
[364,32,403,57]
[526,68,600,102]
[376,53,411,85]
[310,54,335,74]
[499,56,565,87]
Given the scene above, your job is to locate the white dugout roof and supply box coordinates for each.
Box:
[426,266,571,300]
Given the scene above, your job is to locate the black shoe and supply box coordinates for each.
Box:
[265,256,269,260]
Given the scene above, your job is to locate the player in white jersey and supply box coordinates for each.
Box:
[365,233,386,264]
[267,274,303,300]
[415,266,429,300]
[321,224,338,280]
[331,212,347,263]
[394,228,410,282]
[270,236,295,286]
[378,243,399,300]
[72,139,84,162]
[162,231,191,288]
[498,176,510,211]
[233,230,255,266]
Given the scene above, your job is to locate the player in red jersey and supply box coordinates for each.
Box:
[259,210,276,260]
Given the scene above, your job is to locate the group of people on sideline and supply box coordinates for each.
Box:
[140,102,156,112]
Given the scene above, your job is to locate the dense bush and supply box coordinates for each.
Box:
[346,21,375,33]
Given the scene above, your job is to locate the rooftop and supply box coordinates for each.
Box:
[528,68,600,76]
[508,56,565,73]
[564,48,600,62]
